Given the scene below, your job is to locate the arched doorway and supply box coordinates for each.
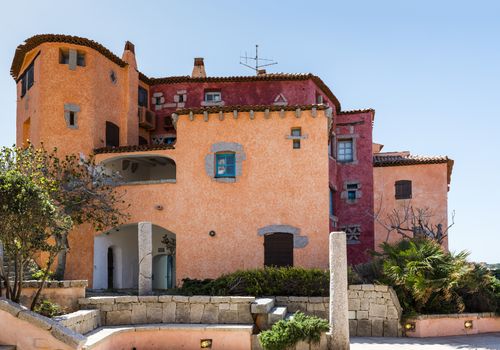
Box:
[93,223,176,290]
[264,233,294,267]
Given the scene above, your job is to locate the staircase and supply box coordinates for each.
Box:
[251,298,289,331]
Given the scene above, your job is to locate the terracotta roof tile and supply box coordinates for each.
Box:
[374,153,454,184]
[11,34,128,79]
[94,144,174,155]
[338,108,375,115]
[12,35,342,112]
[174,104,328,116]
[141,73,341,113]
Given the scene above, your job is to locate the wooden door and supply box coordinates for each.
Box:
[264,233,293,267]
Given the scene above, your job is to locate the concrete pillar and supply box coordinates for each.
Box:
[138,222,153,295]
[327,231,350,350]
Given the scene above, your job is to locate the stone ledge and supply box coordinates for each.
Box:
[0,298,86,348]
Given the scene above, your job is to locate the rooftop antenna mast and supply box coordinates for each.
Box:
[240,45,277,74]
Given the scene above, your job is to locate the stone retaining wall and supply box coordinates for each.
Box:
[54,309,101,335]
[1,280,87,312]
[274,296,329,319]
[347,284,402,337]
[79,295,256,326]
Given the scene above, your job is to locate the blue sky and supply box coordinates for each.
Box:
[0,1,499,262]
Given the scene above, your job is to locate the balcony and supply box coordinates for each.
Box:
[138,106,156,130]
[102,155,176,185]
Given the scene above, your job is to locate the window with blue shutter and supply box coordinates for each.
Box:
[215,153,236,178]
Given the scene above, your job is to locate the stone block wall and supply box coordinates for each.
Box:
[79,295,255,326]
[53,309,100,335]
[274,296,329,319]
[347,284,402,337]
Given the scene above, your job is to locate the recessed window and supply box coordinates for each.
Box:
[68,111,76,127]
[338,139,353,162]
[110,70,117,84]
[329,188,335,216]
[215,153,236,178]
[291,128,301,149]
[316,94,324,104]
[347,183,358,200]
[395,180,412,200]
[138,87,148,108]
[178,94,184,103]
[106,121,120,148]
[20,62,35,98]
[59,48,85,68]
[205,91,221,102]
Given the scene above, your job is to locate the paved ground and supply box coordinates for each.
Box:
[351,333,500,350]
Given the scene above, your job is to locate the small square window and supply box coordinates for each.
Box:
[395,180,412,199]
[338,139,354,162]
[205,91,221,102]
[138,87,148,107]
[178,94,184,103]
[347,190,356,200]
[215,153,235,178]
[330,188,335,216]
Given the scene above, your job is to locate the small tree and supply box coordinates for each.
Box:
[374,198,454,245]
[0,170,71,308]
[0,144,128,307]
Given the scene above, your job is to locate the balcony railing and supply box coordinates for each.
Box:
[138,106,156,130]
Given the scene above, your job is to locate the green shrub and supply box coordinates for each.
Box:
[356,238,500,315]
[259,312,329,350]
[34,299,63,318]
[177,267,329,296]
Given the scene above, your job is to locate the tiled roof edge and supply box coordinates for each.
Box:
[11,34,128,79]
[94,144,174,155]
[174,104,329,116]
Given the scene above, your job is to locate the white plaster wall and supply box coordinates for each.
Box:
[93,225,138,289]
[93,224,176,289]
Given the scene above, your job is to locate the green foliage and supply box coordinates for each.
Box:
[34,299,63,318]
[259,312,329,350]
[352,238,500,315]
[177,267,329,296]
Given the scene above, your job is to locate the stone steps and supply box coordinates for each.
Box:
[251,298,289,331]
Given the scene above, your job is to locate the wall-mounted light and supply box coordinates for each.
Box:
[155,204,164,211]
[464,320,473,329]
[200,339,212,348]
[209,230,216,237]
[404,322,416,332]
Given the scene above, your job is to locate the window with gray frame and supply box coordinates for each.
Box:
[337,139,353,162]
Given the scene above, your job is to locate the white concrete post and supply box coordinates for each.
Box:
[327,231,350,350]
[138,222,153,295]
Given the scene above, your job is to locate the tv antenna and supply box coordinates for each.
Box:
[240,45,277,74]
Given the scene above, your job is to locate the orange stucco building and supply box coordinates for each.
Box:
[10,34,453,291]
[373,148,454,250]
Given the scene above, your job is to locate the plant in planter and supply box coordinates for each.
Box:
[259,312,329,350]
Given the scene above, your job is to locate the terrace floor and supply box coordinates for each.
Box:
[351,333,500,350]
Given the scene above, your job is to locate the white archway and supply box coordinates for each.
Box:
[93,223,176,290]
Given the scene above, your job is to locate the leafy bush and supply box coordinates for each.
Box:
[259,312,329,350]
[177,267,329,296]
[34,299,63,318]
[352,238,500,315]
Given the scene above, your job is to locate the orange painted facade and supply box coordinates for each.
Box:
[373,153,453,250]
[10,35,453,289]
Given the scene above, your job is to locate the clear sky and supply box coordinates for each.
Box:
[0,1,499,262]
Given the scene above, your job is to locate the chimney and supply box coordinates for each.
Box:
[192,57,206,78]
[124,41,135,54]
[257,69,267,75]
